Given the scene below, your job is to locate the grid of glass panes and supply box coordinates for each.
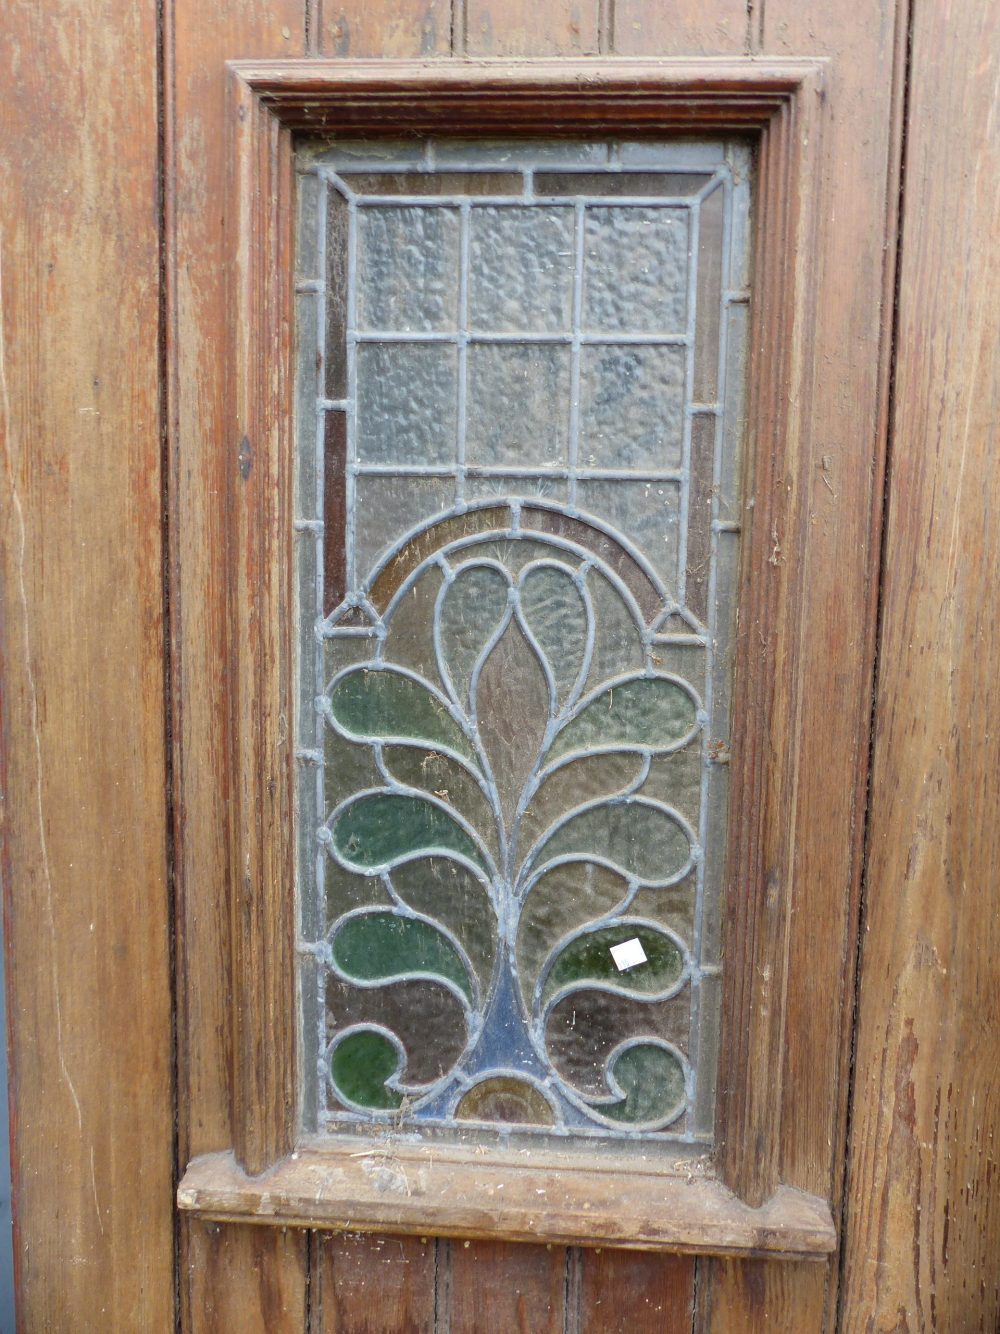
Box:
[295,137,752,1147]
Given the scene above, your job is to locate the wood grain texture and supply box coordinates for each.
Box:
[167,0,310,1323]
[178,1145,836,1255]
[579,1249,696,1333]
[839,0,1000,1327]
[693,0,906,1320]
[229,69,298,1176]
[761,0,905,1210]
[697,1257,828,1332]
[316,0,449,57]
[463,0,599,56]
[0,0,174,1328]
[447,1239,566,1334]
[167,0,305,1170]
[612,0,745,57]
[312,1233,435,1334]
[183,1220,308,1333]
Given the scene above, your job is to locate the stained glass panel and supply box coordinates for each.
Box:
[295,137,752,1147]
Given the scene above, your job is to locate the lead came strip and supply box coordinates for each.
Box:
[293,137,752,1147]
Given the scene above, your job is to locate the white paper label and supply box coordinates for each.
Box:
[609,937,647,971]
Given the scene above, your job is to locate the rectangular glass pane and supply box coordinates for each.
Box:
[295,137,752,1152]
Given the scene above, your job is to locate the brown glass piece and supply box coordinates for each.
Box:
[340,171,522,197]
[382,745,501,866]
[475,618,550,831]
[325,184,349,399]
[323,411,347,615]
[545,986,691,1098]
[521,507,661,623]
[693,182,724,403]
[685,414,715,624]
[534,172,710,197]
[368,506,509,612]
[325,975,466,1088]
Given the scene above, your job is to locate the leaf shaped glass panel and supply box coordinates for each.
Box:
[295,135,752,1147]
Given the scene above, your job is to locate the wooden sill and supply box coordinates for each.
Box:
[177,1141,836,1259]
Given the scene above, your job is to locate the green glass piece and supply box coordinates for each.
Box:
[517,862,630,1007]
[541,923,683,1008]
[438,565,509,707]
[516,752,645,876]
[391,858,496,993]
[640,745,703,827]
[550,677,696,761]
[329,1029,403,1110]
[519,565,587,703]
[583,570,646,688]
[594,1042,685,1125]
[535,800,690,885]
[382,745,499,866]
[332,793,488,875]
[329,667,475,763]
[332,911,473,1002]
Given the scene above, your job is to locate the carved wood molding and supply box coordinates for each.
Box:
[193,56,847,1251]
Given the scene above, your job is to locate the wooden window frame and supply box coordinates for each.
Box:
[175,56,849,1259]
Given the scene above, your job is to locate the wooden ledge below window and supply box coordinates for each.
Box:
[177,1142,836,1259]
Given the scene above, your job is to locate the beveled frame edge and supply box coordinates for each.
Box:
[191,56,835,1250]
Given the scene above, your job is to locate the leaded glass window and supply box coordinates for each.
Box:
[295,137,751,1147]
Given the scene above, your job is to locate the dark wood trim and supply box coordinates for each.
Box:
[213,56,839,1239]
[229,71,299,1174]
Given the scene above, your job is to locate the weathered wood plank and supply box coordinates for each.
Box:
[168,0,309,1324]
[314,0,450,57]
[612,0,745,56]
[697,0,904,1320]
[168,0,304,1170]
[178,1146,836,1256]
[579,1249,696,1333]
[447,1239,565,1334]
[463,0,599,56]
[312,1232,435,1334]
[0,0,174,1327]
[839,0,1000,1327]
[697,1258,828,1332]
[759,0,906,1209]
[183,1221,308,1334]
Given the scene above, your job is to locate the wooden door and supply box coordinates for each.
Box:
[2,0,999,1331]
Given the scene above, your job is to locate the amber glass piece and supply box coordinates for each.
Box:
[454,1078,555,1126]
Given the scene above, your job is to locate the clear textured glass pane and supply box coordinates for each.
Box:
[465,343,571,466]
[356,343,457,465]
[583,207,690,333]
[468,206,574,332]
[353,475,454,587]
[576,478,681,590]
[357,205,460,332]
[579,344,686,471]
[296,137,751,1148]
